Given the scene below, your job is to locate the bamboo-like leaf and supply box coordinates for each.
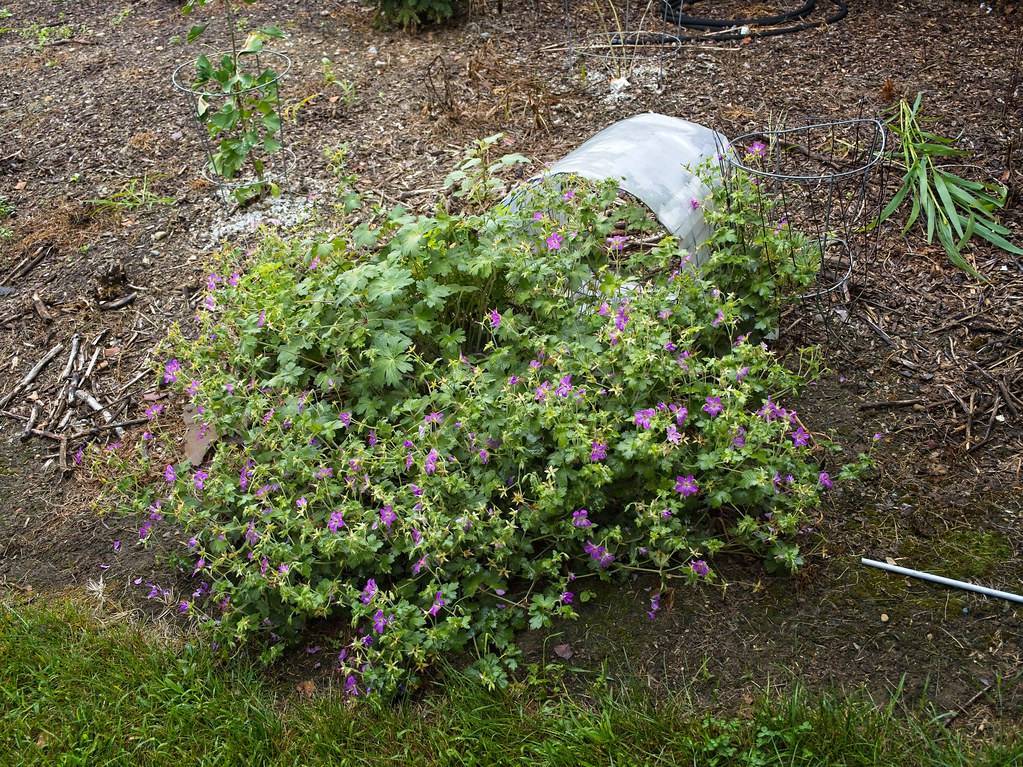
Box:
[936,223,982,278]
[877,172,911,223]
[932,172,963,238]
[973,220,1023,255]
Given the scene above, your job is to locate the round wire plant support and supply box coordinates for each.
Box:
[172,49,292,205]
[574,31,683,82]
[716,117,888,340]
[565,0,685,89]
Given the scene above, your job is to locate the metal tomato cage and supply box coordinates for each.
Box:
[563,0,684,84]
[715,117,888,338]
[171,49,293,205]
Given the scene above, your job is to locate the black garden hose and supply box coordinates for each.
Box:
[659,0,849,40]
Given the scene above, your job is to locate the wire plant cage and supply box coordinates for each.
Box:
[172,48,293,205]
[564,0,683,85]
[715,117,888,338]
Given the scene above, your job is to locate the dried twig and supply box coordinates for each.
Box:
[0,342,64,409]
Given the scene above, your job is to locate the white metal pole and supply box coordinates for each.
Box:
[860,558,1023,605]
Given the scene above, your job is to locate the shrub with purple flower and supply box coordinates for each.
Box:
[107,172,868,699]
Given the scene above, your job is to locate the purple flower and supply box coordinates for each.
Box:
[427,591,446,617]
[164,464,176,483]
[228,272,240,287]
[360,578,378,605]
[532,211,544,221]
[367,431,378,447]
[606,235,627,252]
[673,406,688,426]
[424,449,439,475]
[572,509,592,528]
[372,609,388,634]
[712,309,725,328]
[791,427,811,447]
[412,555,428,574]
[193,469,208,491]
[614,304,629,332]
[487,309,502,329]
[410,484,423,497]
[689,198,701,210]
[478,448,490,464]
[328,510,345,532]
[732,427,747,448]
[598,302,610,317]
[702,396,723,418]
[736,366,750,382]
[563,189,575,201]
[583,540,615,568]
[747,140,767,158]
[561,591,574,604]
[379,505,397,530]
[296,496,307,509]
[145,404,163,420]
[647,592,661,621]
[666,424,682,445]
[660,509,673,519]
[535,381,551,402]
[339,411,352,428]
[163,359,181,385]
[690,559,710,577]
[278,563,289,574]
[818,471,833,489]
[244,522,260,546]
[344,675,359,697]
[424,411,443,426]
[634,408,655,430]
[555,375,573,398]
[665,341,677,352]
[73,446,84,466]
[590,441,607,462]
[546,232,563,251]
[178,601,190,614]
[240,461,254,490]
[508,375,520,386]
[257,309,266,327]
[674,474,699,497]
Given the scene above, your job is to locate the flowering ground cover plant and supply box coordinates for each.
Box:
[102,174,865,696]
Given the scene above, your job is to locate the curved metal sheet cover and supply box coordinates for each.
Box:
[545,113,729,262]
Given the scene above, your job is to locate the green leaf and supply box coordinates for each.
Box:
[186,24,207,42]
[877,172,911,223]
[240,33,264,54]
[932,171,962,238]
[973,219,1023,256]
[935,223,982,278]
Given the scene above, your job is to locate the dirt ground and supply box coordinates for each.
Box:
[1,0,1021,732]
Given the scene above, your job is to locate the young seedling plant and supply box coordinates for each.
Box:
[180,0,287,204]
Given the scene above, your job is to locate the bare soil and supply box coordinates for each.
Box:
[1,0,1021,733]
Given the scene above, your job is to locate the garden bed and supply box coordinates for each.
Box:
[0,0,1021,737]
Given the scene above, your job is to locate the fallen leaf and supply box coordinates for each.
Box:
[553,643,573,660]
[296,679,317,698]
[182,402,217,465]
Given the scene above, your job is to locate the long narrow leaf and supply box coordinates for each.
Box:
[932,172,963,238]
[973,220,1023,255]
[936,223,982,278]
[877,174,912,223]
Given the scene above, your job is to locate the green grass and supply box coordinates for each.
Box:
[0,597,1019,766]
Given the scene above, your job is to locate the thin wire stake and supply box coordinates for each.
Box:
[860,557,1023,605]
